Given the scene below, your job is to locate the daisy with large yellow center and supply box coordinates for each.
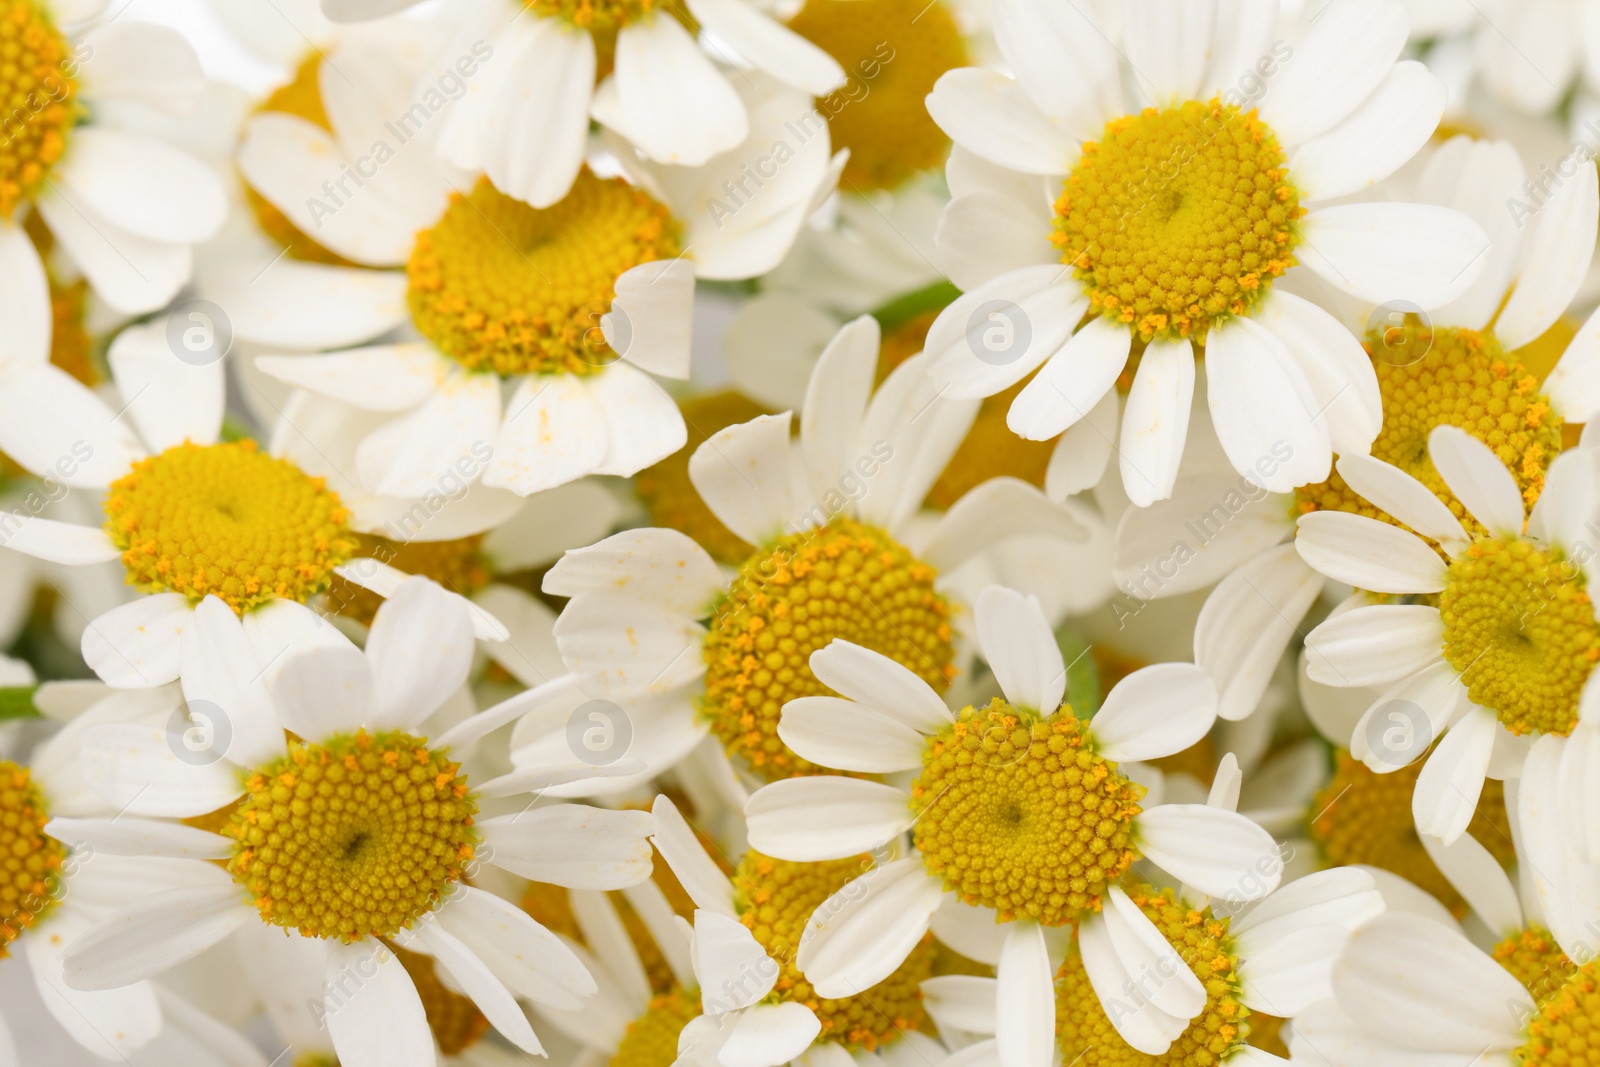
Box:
[65,580,661,1066]
[742,586,1281,1059]
[0,0,76,220]
[0,760,62,954]
[1301,427,1600,844]
[923,0,1491,505]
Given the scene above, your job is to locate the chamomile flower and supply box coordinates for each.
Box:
[545,314,1087,784]
[0,1,228,319]
[921,0,1492,505]
[317,0,844,205]
[0,324,505,689]
[741,586,1284,1063]
[60,579,658,1067]
[1298,426,1600,843]
[243,62,843,498]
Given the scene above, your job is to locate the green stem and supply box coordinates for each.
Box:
[870,280,962,334]
[0,687,41,721]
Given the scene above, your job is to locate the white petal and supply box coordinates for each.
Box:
[1047,388,1118,500]
[1293,511,1447,593]
[937,189,1057,292]
[1195,544,1323,721]
[1546,299,1600,422]
[977,585,1066,714]
[551,588,704,696]
[1413,705,1497,845]
[255,345,451,413]
[718,1002,822,1067]
[1257,0,1408,145]
[1203,315,1332,492]
[1333,453,1468,548]
[80,595,192,688]
[1231,866,1384,942]
[1236,923,1352,1016]
[918,475,1088,573]
[1077,910,1186,1054]
[1091,663,1218,762]
[990,0,1121,139]
[695,909,778,1011]
[921,975,998,1035]
[808,640,953,734]
[227,265,410,350]
[477,805,655,887]
[925,68,1079,175]
[996,921,1056,1067]
[1289,62,1445,202]
[1428,425,1525,538]
[436,884,596,1009]
[778,697,925,773]
[0,515,118,565]
[614,17,746,165]
[607,257,696,378]
[1297,203,1490,310]
[0,362,145,487]
[1302,604,1444,688]
[413,921,543,1054]
[35,189,192,314]
[799,315,878,504]
[1253,290,1381,457]
[483,20,594,209]
[365,577,475,729]
[1530,448,1600,551]
[1008,318,1131,440]
[107,319,224,452]
[43,816,230,859]
[360,372,502,498]
[1104,886,1206,1018]
[78,720,245,817]
[0,222,49,365]
[797,858,943,998]
[57,127,224,244]
[64,881,251,989]
[25,910,161,1061]
[79,21,203,115]
[687,411,797,545]
[323,939,434,1067]
[650,793,737,917]
[1119,337,1194,506]
[1122,0,1214,104]
[585,361,686,478]
[686,0,845,94]
[178,597,284,768]
[744,777,915,861]
[1419,830,1522,937]
[924,265,1087,399]
[1135,804,1282,902]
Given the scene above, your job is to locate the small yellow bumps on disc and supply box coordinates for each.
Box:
[1517,953,1600,1067]
[1296,325,1562,528]
[1494,925,1570,1002]
[1053,100,1301,342]
[329,533,489,628]
[407,171,681,377]
[635,391,770,564]
[1439,538,1600,737]
[701,516,954,780]
[0,1,76,219]
[0,761,62,955]
[733,852,933,1050]
[245,53,355,267]
[610,989,702,1067]
[912,698,1143,925]
[1056,884,1249,1067]
[103,440,360,614]
[1307,749,1512,917]
[786,0,968,191]
[225,731,479,940]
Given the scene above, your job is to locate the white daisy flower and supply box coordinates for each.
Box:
[1292,740,1600,1067]
[0,1,227,318]
[1298,426,1600,843]
[238,57,843,498]
[58,579,659,1067]
[0,326,506,690]
[545,314,1088,786]
[920,0,1493,505]
[741,585,1285,1064]
[313,0,844,205]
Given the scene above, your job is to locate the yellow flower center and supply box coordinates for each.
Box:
[1500,929,1600,1067]
[1295,325,1562,529]
[224,730,479,940]
[407,171,681,377]
[0,0,75,220]
[785,0,968,191]
[912,698,1143,925]
[392,942,489,1054]
[701,516,954,780]
[611,989,702,1067]
[1056,883,1249,1067]
[245,53,356,267]
[1496,925,1571,1002]
[103,440,360,614]
[733,851,933,1049]
[1439,538,1600,737]
[1307,748,1512,918]
[0,760,62,956]
[635,391,771,564]
[328,533,490,628]
[1053,99,1302,343]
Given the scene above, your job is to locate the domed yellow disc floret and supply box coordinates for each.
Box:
[786,0,967,191]
[0,760,63,955]
[1307,749,1512,917]
[1054,99,1302,342]
[392,943,489,1054]
[636,391,770,564]
[1515,949,1600,1067]
[245,54,355,267]
[1494,925,1571,1002]
[0,1,76,220]
[702,516,954,780]
[329,533,489,628]
[733,851,933,1049]
[1439,538,1600,737]
[912,698,1143,925]
[103,440,360,614]
[407,172,682,377]
[611,989,702,1067]
[1296,325,1562,528]
[224,730,478,940]
[1056,883,1249,1067]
